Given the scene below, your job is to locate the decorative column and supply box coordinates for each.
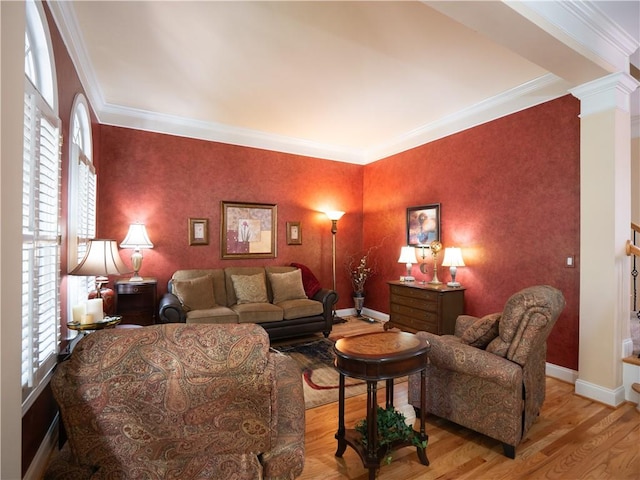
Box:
[570,72,638,406]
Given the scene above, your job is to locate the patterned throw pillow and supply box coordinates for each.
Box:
[172,275,216,311]
[231,273,269,304]
[269,269,308,304]
[460,312,501,349]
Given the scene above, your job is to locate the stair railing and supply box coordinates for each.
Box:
[627,222,640,317]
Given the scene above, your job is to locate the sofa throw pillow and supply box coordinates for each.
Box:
[290,262,322,298]
[460,312,501,349]
[231,273,269,304]
[172,275,216,311]
[269,269,308,304]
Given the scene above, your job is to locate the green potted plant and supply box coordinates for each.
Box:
[355,405,427,465]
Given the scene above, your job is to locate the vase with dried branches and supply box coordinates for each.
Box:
[345,245,380,317]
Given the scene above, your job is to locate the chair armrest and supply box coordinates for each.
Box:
[261,353,305,479]
[158,293,186,324]
[416,332,522,389]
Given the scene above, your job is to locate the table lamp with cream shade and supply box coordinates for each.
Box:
[397,246,418,282]
[120,223,154,282]
[442,247,465,287]
[69,239,129,323]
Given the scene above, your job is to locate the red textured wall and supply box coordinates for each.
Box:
[97,127,364,308]
[97,96,579,370]
[362,95,580,369]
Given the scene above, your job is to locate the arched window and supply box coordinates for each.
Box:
[67,94,96,323]
[22,0,61,407]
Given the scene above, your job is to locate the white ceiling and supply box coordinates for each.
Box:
[49,1,639,164]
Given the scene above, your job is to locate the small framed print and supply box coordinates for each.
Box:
[189,218,209,246]
[287,221,302,245]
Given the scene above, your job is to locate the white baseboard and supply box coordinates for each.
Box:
[546,362,578,384]
[336,307,388,322]
[575,379,627,407]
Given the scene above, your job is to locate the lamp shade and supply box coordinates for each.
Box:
[120,223,154,249]
[69,239,129,277]
[397,246,418,264]
[442,247,465,267]
[325,211,345,221]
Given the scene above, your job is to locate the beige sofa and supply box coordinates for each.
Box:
[158,266,338,341]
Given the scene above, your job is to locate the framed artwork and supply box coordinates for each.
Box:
[221,201,277,259]
[407,203,440,246]
[189,218,209,245]
[286,221,302,245]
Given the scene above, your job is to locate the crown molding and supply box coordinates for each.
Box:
[570,72,639,116]
[99,103,367,164]
[509,1,639,73]
[46,1,106,117]
[365,74,571,162]
[99,74,570,165]
[46,0,634,164]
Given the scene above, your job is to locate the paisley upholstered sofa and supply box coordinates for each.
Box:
[408,285,565,459]
[158,265,338,341]
[45,323,305,479]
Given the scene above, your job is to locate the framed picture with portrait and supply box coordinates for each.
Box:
[407,204,440,246]
[221,201,277,259]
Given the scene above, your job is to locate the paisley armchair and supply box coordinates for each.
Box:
[408,285,565,458]
[45,323,305,479]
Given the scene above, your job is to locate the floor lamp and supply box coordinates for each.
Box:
[326,210,345,321]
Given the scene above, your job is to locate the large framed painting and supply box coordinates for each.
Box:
[221,201,277,259]
[407,203,440,246]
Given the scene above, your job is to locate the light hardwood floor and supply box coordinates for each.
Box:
[297,317,640,480]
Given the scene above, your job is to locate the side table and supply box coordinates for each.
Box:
[115,278,157,325]
[334,331,431,479]
[67,315,122,336]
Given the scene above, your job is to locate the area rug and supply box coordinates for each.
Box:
[273,337,402,409]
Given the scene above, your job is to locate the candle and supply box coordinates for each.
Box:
[80,314,94,325]
[72,304,86,324]
[86,298,104,323]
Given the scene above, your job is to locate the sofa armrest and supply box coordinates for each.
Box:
[416,332,522,389]
[158,293,186,324]
[262,353,305,479]
[312,288,338,317]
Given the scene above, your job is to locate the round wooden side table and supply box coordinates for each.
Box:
[67,315,122,336]
[333,330,430,479]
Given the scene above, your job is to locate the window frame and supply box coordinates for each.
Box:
[22,0,61,410]
[67,94,96,331]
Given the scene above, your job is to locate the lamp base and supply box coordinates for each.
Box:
[129,275,144,282]
[447,281,462,288]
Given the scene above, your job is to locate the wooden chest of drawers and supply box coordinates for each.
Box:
[386,281,465,335]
